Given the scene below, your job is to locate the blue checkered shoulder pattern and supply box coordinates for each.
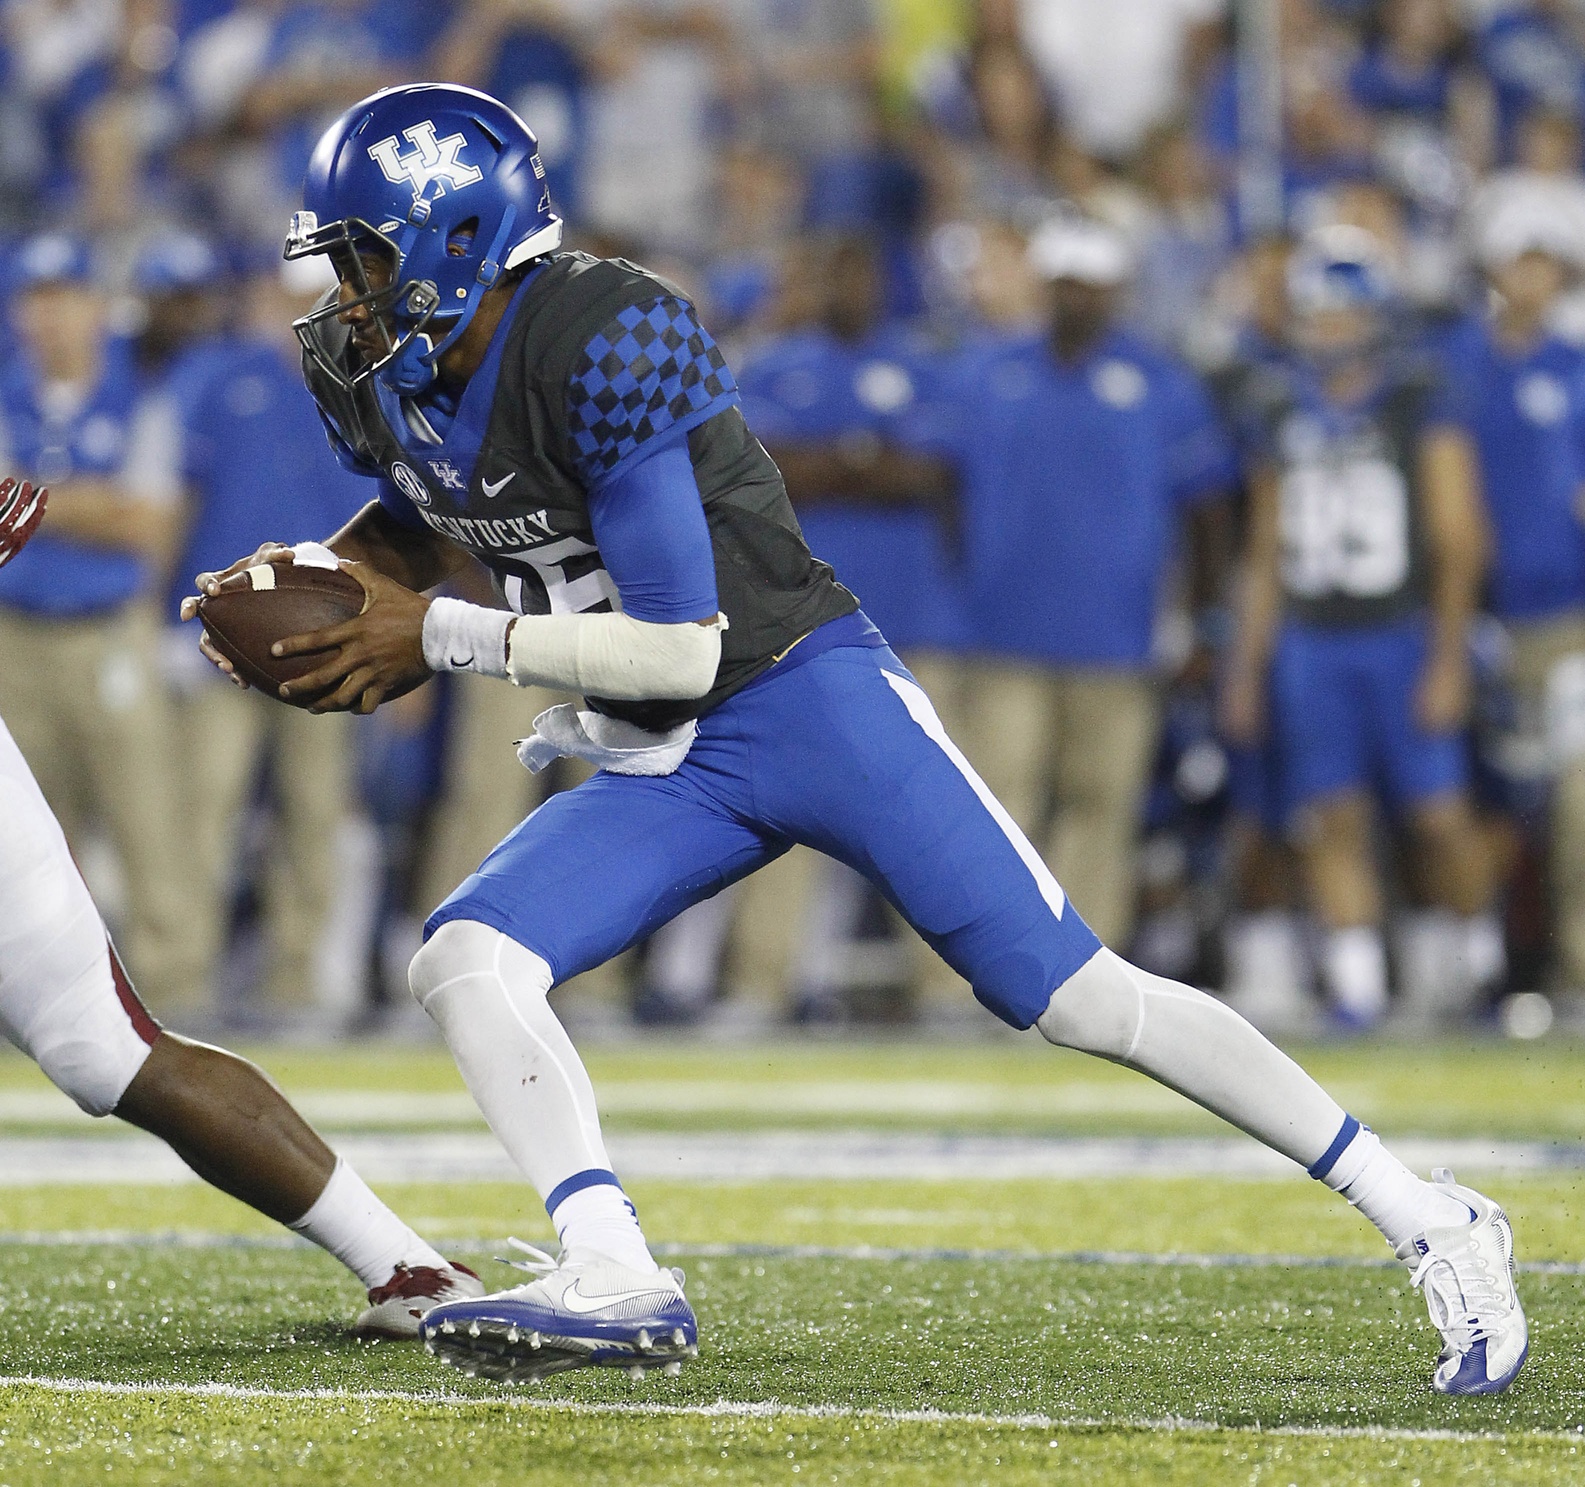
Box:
[565,296,736,486]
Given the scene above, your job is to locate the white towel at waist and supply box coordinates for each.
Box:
[515,704,696,777]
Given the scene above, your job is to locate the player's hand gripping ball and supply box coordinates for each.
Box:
[195,555,369,709]
[0,477,47,569]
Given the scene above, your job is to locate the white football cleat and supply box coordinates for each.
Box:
[354,1260,485,1339]
[419,1240,698,1383]
[1397,1170,1528,1395]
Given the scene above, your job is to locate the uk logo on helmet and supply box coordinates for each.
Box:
[367,122,483,201]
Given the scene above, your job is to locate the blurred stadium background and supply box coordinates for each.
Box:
[4,0,1585,1038]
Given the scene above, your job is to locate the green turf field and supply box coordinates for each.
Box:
[1,1037,1583,1484]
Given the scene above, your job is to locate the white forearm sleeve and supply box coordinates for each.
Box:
[506,609,723,700]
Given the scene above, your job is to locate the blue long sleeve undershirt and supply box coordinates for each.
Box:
[588,438,720,623]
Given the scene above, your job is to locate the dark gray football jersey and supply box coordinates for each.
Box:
[1253,369,1435,629]
[303,252,857,730]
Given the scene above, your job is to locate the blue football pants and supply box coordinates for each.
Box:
[428,640,1103,1029]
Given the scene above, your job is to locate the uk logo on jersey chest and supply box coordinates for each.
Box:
[428,459,467,491]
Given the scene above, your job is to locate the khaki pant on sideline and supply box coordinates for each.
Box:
[175,680,353,1009]
[1510,610,1585,988]
[955,662,1160,948]
[0,602,205,1013]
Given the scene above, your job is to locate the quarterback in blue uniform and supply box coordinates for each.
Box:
[187,85,1525,1394]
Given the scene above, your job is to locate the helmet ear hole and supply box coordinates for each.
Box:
[447,218,479,258]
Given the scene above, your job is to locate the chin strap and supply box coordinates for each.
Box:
[379,207,522,395]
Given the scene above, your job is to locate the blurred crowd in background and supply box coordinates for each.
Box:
[7,0,1585,1040]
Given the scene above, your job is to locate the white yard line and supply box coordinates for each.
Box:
[0,1374,1575,1446]
[1,1130,1579,1184]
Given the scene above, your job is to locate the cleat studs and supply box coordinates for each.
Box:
[663,1361,681,1377]
[441,1319,456,1334]
[636,1329,652,1351]
[528,1332,542,1350]
[468,1321,482,1338]
[507,1326,520,1344]
[671,1329,687,1347]
[628,1364,646,1380]
[423,1340,436,1355]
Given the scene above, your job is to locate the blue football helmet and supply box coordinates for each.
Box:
[284,82,563,395]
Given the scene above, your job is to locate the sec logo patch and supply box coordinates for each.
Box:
[390,462,431,508]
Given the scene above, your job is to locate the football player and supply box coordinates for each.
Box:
[0,468,480,1337]
[1221,225,1504,1029]
[187,84,1526,1394]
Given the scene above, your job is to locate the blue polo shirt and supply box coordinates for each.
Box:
[0,335,153,617]
[943,327,1233,668]
[1436,314,1585,622]
[737,323,968,652]
[167,335,371,614]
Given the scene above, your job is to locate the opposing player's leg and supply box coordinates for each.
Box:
[0,716,480,1336]
[412,763,779,1378]
[736,643,1525,1395]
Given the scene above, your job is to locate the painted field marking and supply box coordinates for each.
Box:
[1,1131,1580,1184]
[0,1374,1577,1446]
[0,1080,1194,1128]
[2,1230,1582,1275]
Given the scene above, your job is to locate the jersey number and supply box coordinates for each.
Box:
[502,536,622,615]
[1279,458,1410,600]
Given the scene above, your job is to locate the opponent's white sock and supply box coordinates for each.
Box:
[1316,1123,1474,1248]
[410,919,657,1272]
[1322,926,1388,1022]
[289,1156,448,1288]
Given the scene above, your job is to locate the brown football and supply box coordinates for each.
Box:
[196,561,367,708]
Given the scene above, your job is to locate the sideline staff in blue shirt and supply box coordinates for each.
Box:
[1440,190,1585,995]
[943,215,1234,947]
[0,233,201,1011]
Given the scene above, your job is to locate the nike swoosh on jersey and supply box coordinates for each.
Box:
[558,1282,676,1316]
[482,473,515,498]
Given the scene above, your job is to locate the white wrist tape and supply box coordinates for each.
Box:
[421,597,515,678]
[507,609,725,700]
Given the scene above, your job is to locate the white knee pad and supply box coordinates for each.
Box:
[409,920,555,1019]
[1035,947,1152,1060]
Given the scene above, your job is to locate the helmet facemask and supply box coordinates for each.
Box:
[285,211,454,396]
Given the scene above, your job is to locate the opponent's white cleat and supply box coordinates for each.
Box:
[1397,1169,1528,1395]
[354,1260,485,1339]
[419,1239,698,1383]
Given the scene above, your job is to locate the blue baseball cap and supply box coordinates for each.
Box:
[12,233,93,292]
[132,229,222,293]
